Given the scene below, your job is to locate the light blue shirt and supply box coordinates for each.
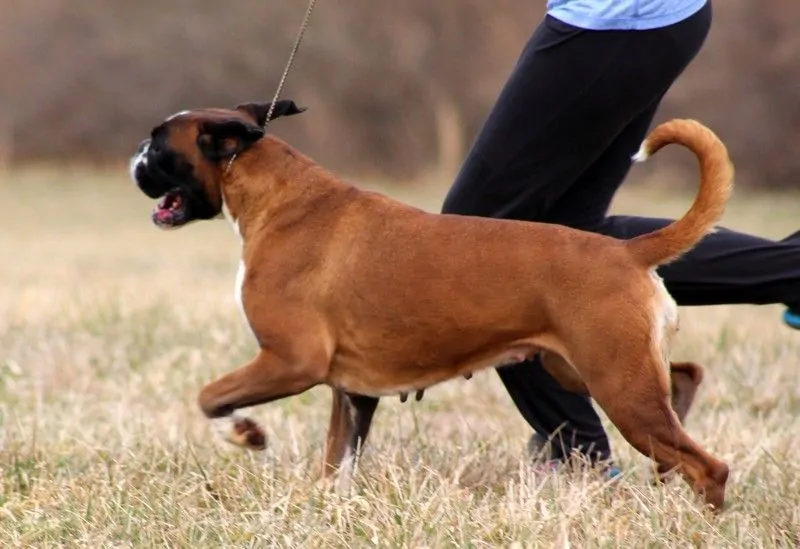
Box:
[546,0,707,30]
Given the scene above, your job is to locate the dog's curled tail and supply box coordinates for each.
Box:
[626,119,734,268]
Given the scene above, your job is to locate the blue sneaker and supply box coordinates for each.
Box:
[604,465,622,479]
[528,433,622,480]
[783,308,800,330]
[531,458,622,481]
[604,465,623,479]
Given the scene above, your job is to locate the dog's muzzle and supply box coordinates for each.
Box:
[128,137,207,230]
[129,138,167,199]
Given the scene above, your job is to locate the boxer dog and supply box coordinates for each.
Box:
[129,100,733,510]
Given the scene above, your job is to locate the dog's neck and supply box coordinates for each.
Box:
[219,136,351,243]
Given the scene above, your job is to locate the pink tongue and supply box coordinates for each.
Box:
[154,206,173,221]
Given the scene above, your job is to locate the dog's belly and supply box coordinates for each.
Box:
[328,344,538,397]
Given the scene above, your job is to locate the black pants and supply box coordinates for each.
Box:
[441,2,800,463]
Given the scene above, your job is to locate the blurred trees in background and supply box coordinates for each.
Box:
[1,0,798,188]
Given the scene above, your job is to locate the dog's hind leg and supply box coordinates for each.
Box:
[541,351,709,486]
[540,352,589,394]
[197,348,326,451]
[647,360,705,483]
[541,353,706,426]
[581,349,728,511]
[669,361,704,425]
[321,389,379,493]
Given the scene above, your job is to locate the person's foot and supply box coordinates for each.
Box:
[527,433,622,479]
[783,307,800,330]
[527,431,553,462]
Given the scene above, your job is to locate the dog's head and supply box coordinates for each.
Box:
[129,100,306,229]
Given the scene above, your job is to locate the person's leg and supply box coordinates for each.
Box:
[504,99,667,466]
[501,356,612,464]
[542,92,800,310]
[519,124,800,464]
[442,5,712,223]
[520,208,800,463]
[441,5,712,466]
[598,218,800,307]
[498,80,800,469]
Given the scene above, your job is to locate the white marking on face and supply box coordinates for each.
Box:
[166,109,191,122]
[128,142,149,184]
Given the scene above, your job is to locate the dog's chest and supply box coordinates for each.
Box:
[224,205,258,340]
[234,259,249,328]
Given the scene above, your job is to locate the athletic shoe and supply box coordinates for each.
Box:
[783,308,800,330]
[527,433,622,480]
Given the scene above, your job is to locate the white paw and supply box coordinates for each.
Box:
[210,414,267,451]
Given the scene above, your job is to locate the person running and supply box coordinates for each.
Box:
[440,0,800,473]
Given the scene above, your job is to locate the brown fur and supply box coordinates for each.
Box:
[628,121,734,266]
[139,110,734,511]
[326,360,706,488]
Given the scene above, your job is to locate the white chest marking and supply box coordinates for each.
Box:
[234,259,248,325]
[222,198,256,339]
[222,202,240,238]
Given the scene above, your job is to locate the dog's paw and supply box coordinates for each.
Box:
[314,468,353,496]
[314,476,338,497]
[232,416,267,450]
[211,414,267,451]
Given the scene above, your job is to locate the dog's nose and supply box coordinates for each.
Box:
[137,139,151,155]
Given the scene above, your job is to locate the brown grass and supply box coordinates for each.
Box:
[1,167,800,547]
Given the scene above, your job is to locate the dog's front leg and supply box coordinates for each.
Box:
[198,348,325,451]
[321,388,379,494]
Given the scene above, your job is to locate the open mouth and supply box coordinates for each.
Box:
[152,189,191,229]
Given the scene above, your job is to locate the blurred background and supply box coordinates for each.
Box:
[2,7,800,544]
[0,0,798,189]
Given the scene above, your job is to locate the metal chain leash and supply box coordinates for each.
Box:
[263,0,318,130]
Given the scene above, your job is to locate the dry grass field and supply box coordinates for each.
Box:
[2,165,800,547]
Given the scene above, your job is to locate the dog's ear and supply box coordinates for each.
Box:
[235,100,307,127]
[197,119,265,161]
